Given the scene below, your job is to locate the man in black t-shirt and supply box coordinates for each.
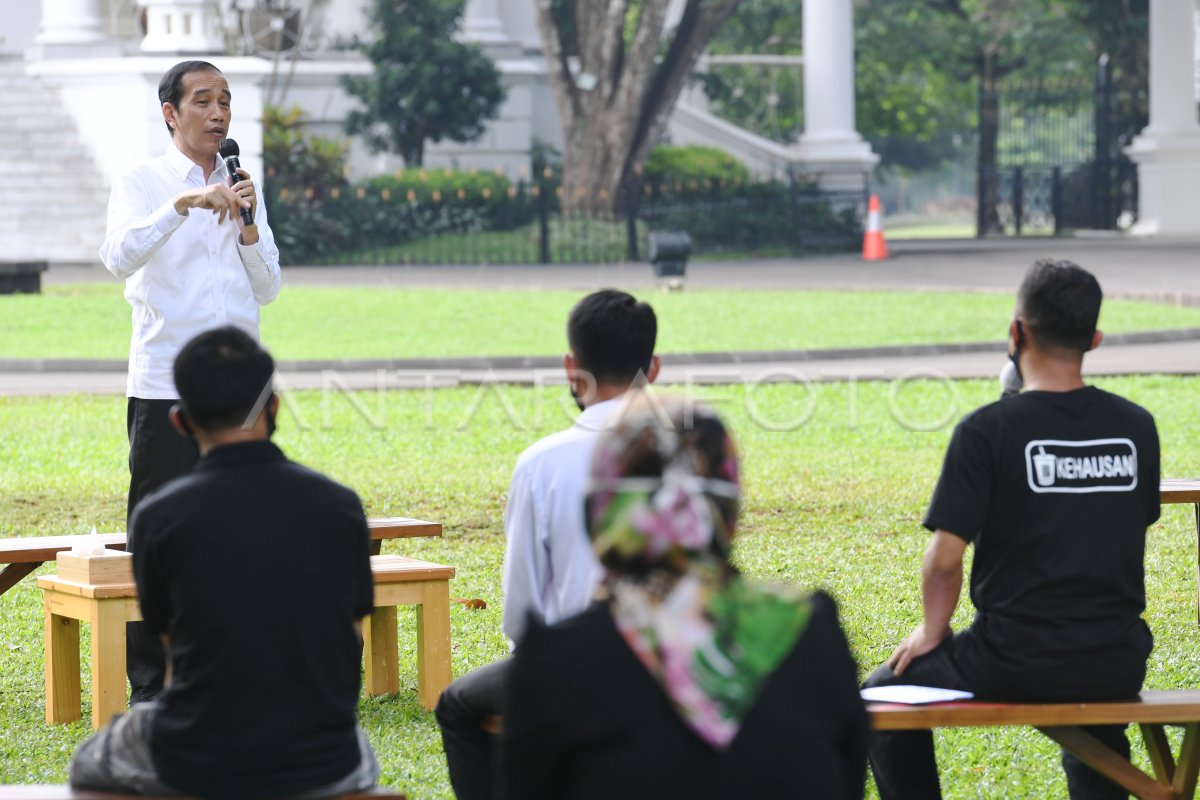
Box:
[865,260,1160,800]
[69,327,379,800]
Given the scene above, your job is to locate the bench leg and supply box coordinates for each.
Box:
[0,562,39,597]
[1141,724,1176,784]
[1173,724,1200,800]
[45,610,81,725]
[1193,503,1199,626]
[90,601,128,730]
[1039,726,1173,800]
[415,580,452,711]
[363,608,400,697]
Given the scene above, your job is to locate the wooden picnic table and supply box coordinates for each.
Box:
[1161,479,1200,624]
[40,553,454,729]
[0,517,441,597]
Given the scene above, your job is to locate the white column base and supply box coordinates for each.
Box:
[791,134,880,174]
[1125,132,1200,237]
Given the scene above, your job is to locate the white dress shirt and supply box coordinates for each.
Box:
[501,398,624,646]
[100,142,281,399]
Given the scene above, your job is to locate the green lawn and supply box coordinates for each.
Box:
[1,376,1198,797]
[884,221,976,240]
[3,284,1200,360]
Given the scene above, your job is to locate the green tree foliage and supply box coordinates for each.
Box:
[342,0,506,167]
[703,0,804,143]
[706,0,1132,172]
[1063,0,1149,143]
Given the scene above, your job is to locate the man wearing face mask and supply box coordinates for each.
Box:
[435,289,660,800]
[864,260,1161,800]
[70,327,378,798]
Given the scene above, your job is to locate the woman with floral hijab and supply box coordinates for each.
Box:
[500,394,867,799]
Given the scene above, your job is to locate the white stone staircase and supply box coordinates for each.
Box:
[0,57,110,265]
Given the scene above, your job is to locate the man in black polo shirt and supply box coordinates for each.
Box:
[70,327,379,799]
[865,260,1160,800]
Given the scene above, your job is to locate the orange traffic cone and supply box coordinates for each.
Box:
[862,194,889,261]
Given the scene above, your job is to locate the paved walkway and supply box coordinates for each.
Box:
[11,237,1197,397]
[3,339,1197,396]
[45,237,1200,300]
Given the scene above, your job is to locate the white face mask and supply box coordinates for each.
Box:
[1000,357,1023,397]
[1000,320,1024,398]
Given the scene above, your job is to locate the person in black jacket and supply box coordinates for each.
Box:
[500,394,867,800]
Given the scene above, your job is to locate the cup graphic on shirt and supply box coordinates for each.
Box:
[1032,446,1056,486]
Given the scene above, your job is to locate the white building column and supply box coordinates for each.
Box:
[792,0,877,173]
[29,0,121,57]
[1126,0,1200,236]
[139,0,224,54]
[462,0,520,57]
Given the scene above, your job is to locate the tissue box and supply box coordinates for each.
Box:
[56,550,134,586]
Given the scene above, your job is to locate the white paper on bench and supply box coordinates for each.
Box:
[860,686,975,705]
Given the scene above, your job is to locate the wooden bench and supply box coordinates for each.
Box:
[0,516,442,597]
[1161,479,1200,624]
[868,690,1200,800]
[0,787,404,799]
[40,554,454,729]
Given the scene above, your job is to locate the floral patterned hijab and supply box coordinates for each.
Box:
[586,393,812,750]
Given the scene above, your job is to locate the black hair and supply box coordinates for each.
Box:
[1016,259,1103,352]
[158,60,223,136]
[566,289,657,385]
[173,326,275,432]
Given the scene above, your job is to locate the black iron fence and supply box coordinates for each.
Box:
[268,166,867,266]
[978,159,1138,237]
[976,57,1142,237]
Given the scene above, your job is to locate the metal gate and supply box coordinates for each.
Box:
[976,56,1141,237]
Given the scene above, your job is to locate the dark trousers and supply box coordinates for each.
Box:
[864,637,1131,800]
[125,398,199,705]
[435,659,510,800]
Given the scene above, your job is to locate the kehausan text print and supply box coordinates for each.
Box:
[1024,438,1138,494]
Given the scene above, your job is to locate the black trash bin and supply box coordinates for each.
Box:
[647,231,691,287]
[0,261,48,294]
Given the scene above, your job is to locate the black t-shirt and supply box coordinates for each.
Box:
[131,441,374,800]
[924,386,1159,699]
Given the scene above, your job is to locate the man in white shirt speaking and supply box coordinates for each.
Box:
[99,60,281,704]
[436,289,660,800]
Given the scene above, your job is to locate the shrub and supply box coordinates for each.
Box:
[352,168,536,247]
[641,145,751,188]
[262,106,353,263]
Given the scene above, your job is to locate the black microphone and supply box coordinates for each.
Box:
[218,138,255,226]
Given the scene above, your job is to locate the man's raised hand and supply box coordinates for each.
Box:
[174,184,250,224]
[230,167,257,227]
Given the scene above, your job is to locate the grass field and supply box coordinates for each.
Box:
[883,221,976,240]
[3,284,1200,360]
[1,376,1198,797]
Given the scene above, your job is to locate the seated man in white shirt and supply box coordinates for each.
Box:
[99,59,281,704]
[436,289,660,800]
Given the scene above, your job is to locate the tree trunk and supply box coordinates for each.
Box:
[534,0,742,214]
